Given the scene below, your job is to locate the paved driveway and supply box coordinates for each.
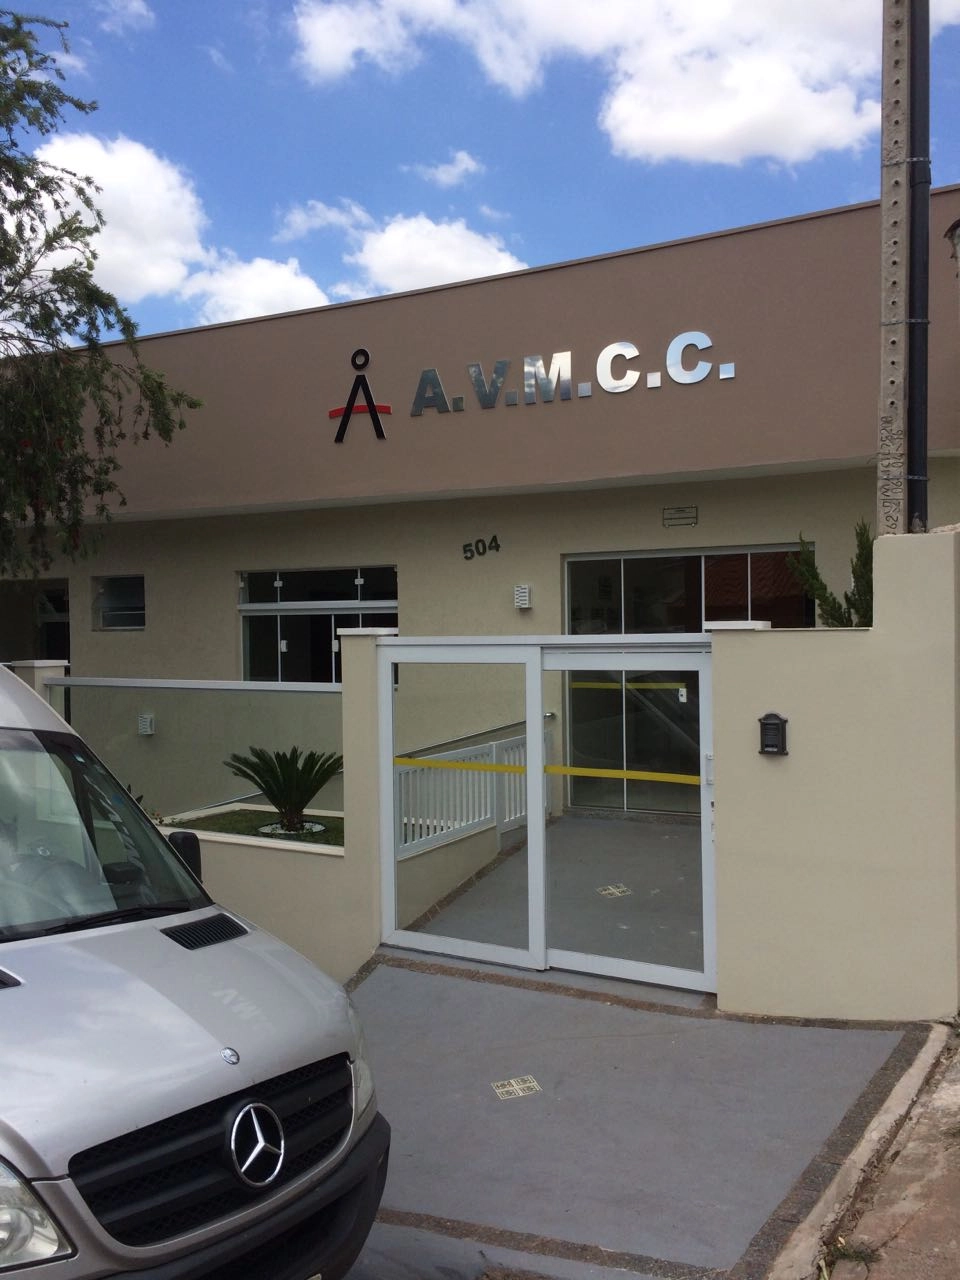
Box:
[347,953,925,1280]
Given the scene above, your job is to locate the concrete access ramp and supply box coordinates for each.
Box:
[347,953,933,1280]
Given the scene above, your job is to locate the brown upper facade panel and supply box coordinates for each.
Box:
[113,189,960,519]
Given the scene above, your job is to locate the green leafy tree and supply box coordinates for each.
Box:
[224,747,344,833]
[0,10,198,576]
[787,519,874,627]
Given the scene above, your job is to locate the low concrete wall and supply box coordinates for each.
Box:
[196,832,376,984]
[396,826,501,929]
[714,530,960,1021]
[185,633,386,985]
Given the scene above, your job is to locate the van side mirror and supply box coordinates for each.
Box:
[166,829,202,882]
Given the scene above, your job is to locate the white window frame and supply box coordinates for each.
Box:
[238,567,398,685]
[564,542,812,635]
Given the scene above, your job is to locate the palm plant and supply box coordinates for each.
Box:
[224,746,343,833]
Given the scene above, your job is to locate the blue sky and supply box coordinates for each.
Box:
[33,1,960,338]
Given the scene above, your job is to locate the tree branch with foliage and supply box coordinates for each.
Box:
[786,519,874,627]
[0,10,198,577]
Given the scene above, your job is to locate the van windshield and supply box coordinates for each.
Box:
[0,728,209,941]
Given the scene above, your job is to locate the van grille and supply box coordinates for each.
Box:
[68,1054,353,1247]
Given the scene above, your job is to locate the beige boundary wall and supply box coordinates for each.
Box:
[23,537,958,1016]
[181,634,387,983]
[334,538,960,1020]
[66,684,344,819]
[188,834,364,983]
[713,529,960,1021]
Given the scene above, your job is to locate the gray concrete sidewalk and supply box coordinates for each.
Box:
[826,1034,960,1280]
[346,953,933,1280]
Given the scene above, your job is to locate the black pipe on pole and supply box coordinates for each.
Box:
[907,0,931,531]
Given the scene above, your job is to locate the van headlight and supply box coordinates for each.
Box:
[0,1161,72,1269]
[346,999,376,1118]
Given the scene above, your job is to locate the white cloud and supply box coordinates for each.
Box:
[600,39,880,166]
[343,211,526,294]
[205,46,234,73]
[35,134,208,301]
[56,50,89,76]
[178,256,329,324]
[34,132,519,324]
[290,0,960,166]
[275,198,375,242]
[35,133,330,325]
[412,149,484,187]
[275,195,526,295]
[94,0,155,35]
[291,0,419,81]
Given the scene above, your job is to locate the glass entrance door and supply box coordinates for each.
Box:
[568,670,701,815]
[543,647,714,990]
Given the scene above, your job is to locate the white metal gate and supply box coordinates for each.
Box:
[378,635,714,992]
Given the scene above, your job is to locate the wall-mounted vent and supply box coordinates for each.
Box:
[161,913,248,950]
[137,713,155,736]
[514,584,532,610]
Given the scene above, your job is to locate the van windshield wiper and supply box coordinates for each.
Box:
[31,901,199,937]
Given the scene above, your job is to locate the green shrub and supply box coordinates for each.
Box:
[787,519,873,627]
[224,746,343,833]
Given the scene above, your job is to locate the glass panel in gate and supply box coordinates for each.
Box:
[549,665,704,974]
[624,670,700,816]
[392,662,529,951]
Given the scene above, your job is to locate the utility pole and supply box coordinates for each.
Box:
[877,0,930,535]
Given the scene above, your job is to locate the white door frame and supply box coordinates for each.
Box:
[543,643,715,991]
[377,635,714,990]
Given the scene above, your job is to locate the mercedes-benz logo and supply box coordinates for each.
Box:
[228,1102,285,1188]
[221,1047,240,1065]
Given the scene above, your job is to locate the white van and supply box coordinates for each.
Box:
[0,665,389,1280]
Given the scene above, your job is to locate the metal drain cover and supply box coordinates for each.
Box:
[596,883,632,897]
[491,1075,542,1099]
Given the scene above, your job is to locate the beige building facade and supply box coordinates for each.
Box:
[2,186,959,681]
[3,189,960,1018]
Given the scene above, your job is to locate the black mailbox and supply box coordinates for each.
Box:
[759,712,788,755]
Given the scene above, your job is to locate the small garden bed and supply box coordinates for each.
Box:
[169,808,344,847]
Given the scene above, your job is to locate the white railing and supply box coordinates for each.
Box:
[494,734,526,835]
[396,733,529,859]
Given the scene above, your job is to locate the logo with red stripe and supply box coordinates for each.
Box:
[329,348,392,442]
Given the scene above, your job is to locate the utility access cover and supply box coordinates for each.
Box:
[491,1076,541,1100]
[596,883,633,897]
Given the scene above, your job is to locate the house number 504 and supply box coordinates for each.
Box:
[463,535,501,560]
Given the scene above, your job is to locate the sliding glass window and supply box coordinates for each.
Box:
[567,548,813,635]
[565,547,812,815]
[240,566,398,683]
